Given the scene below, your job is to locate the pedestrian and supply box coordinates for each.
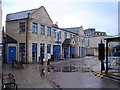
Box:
[41,53,44,65]
[47,53,51,65]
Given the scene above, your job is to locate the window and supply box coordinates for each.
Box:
[57,31,61,40]
[40,43,44,59]
[19,22,26,32]
[40,25,45,35]
[59,31,61,39]
[32,43,37,62]
[70,34,72,39]
[19,43,25,63]
[64,32,67,39]
[32,22,37,33]
[47,27,51,36]
[53,29,56,38]
[73,35,75,38]
[47,44,51,53]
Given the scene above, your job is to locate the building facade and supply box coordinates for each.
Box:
[5,6,85,63]
[84,28,111,56]
[84,28,95,36]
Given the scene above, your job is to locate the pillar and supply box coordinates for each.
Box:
[44,44,47,58]
[68,46,70,58]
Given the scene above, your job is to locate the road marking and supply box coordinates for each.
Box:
[92,71,106,78]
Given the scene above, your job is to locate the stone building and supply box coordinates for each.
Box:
[5,6,85,63]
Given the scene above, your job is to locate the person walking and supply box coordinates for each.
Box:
[47,53,51,65]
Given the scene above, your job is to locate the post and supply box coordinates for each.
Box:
[106,41,108,75]
[82,38,84,58]
[98,40,105,73]
[88,37,90,56]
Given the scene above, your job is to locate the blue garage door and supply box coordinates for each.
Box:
[8,46,16,64]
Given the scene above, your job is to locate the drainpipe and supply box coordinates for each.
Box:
[26,13,30,64]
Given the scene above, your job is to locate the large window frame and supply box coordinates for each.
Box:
[19,22,26,32]
[40,43,45,60]
[47,27,51,36]
[64,32,67,39]
[40,24,45,35]
[70,34,72,39]
[19,43,25,63]
[47,44,51,53]
[53,29,56,38]
[32,43,37,62]
[32,22,38,33]
[58,31,61,39]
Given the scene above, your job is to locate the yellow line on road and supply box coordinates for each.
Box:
[92,71,105,78]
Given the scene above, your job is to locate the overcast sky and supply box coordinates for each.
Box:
[2,0,119,35]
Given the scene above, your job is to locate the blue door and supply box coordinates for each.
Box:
[70,46,75,58]
[53,45,60,61]
[40,43,44,63]
[8,46,16,64]
[81,47,85,58]
[65,46,69,59]
[32,43,37,62]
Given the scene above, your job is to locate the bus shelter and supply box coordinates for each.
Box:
[104,36,120,75]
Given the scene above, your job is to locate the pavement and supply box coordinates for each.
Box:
[46,57,119,88]
[1,63,56,88]
[0,56,119,89]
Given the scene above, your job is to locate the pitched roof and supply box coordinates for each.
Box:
[6,6,53,23]
[64,27,80,34]
[62,39,71,46]
[6,8,37,21]
[53,25,77,34]
[3,34,17,43]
